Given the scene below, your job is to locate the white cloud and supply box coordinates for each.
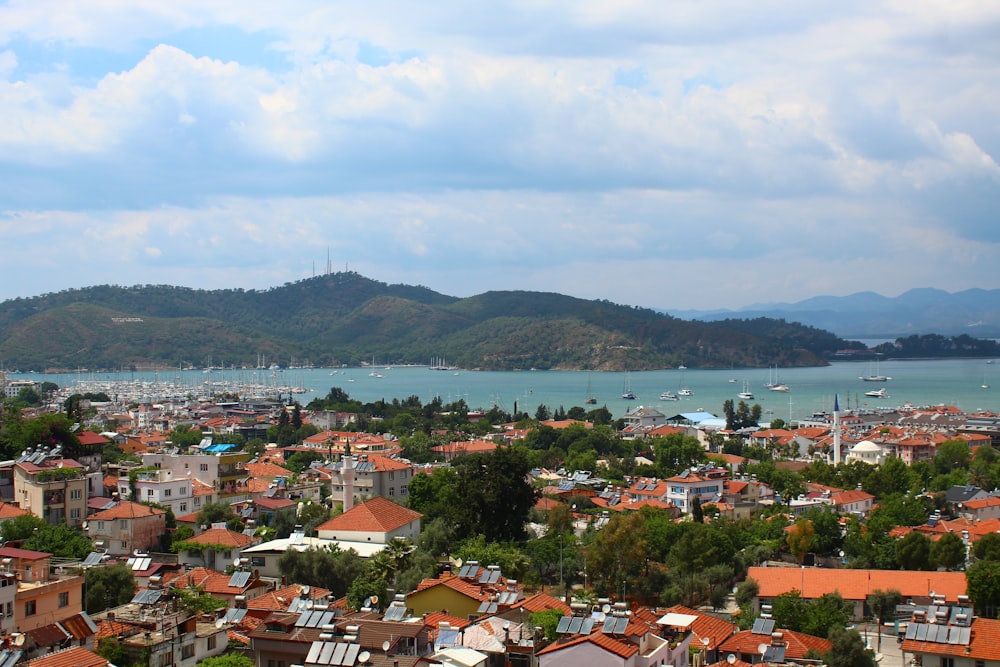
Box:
[0,1,996,310]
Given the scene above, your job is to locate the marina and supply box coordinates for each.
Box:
[11,357,999,422]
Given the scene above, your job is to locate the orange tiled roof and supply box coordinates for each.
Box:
[903,616,1000,661]
[162,567,261,595]
[0,501,28,520]
[830,489,875,505]
[432,440,499,456]
[27,647,108,667]
[964,496,1000,511]
[245,462,292,478]
[182,527,255,548]
[517,592,572,615]
[247,584,331,612]
[539,419,593,430]
[536,630,639,659]
[95,619,132,640]
[661,605,737,651]
[719,627,831,659]
[749,566,966,602]
[191,478,216,496]
[316,496,422,533]
[423,611,472,639]
[90,501,165,521]
[76,431,110,446]
[413,574,489,602]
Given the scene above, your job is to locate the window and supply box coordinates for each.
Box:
[164,489,172,497]
[207,636,216,650]
[179,503,187,513]
[389,488,395,496]
[147,489,154,497]
[70,508,81,519]
[181,644,195,660]
[120,520,128,529]
[24,601,35,616]
[941,659,954,667]
[58,592,69,607]
[251,557,266,567]
[200,464,209,472]
[389,471,394,480]
[70,489,81,500]
[401,485,407,496]
[97,521,105,530]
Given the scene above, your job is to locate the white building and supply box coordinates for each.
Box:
[846,440,886,466]
[118,468,198,516]
[664,468,726,513]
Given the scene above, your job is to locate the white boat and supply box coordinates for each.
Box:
[738,380,754,400]
[622,369,636,400]
[769,383,790,392]
[864,388,888,398]
[860,359,891,382]
[678,388,693,396]
[660,391,679,401]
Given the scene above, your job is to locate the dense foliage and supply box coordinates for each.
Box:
[0,272,846,370]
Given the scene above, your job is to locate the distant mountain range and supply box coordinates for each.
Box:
[0,273,852,372]
[669,288,1000,339]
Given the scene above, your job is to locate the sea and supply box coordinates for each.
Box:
[12,356,1000,423]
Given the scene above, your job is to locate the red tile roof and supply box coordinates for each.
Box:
[903,616,1000,660]
[90,501,166,521]
[27,647,108,667]
[516,592,572,615]
[247,584,331,613]
[413,574,490,603]
[719,628,831,659]
[0,501,28,520]
[662,605,737,651]
[162,567,262,595]
[749,566,967,602]
[76,431,110,446]
[244,462,292,478]
[536,630,639,659]
[0,546,51,560]
[182,527,255,548]
[316,496,422,533]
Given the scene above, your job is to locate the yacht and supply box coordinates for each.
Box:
[864,388,888,398]
[678,388,693,396]
[659,391,679,401]
[737,380,754,400]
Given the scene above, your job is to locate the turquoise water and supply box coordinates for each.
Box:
[17,357,1000,421]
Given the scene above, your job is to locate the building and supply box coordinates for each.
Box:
[3,547,85,633]
[901,609,1000,667]
[13,457,88,528]
[325,454,415,506]
[315,496,422,544]
[718,623,831,665]
[846,440,886,466]
[748,566,967,621]
[174,527,258,571]
[120,468,196,516]
[87,502,167,555]
[140,451,251,493]
[665,468,726,514]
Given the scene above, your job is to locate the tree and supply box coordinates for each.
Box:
[973,532,1000,562]
[452,446,538,542]
[691,497,704,523]
[931,532,966,571]
[85,564,136,613]
[966,560,1000,617]
[278,545,366,597]
[786,518,816,563]
[198,656,254,667]
[771,590,807,632]
[867,589,902,650]
[823,626,876,667]
[802,592,851,638]
[895,531,933,570]
[196,501,237,527]
[24,523,93,559]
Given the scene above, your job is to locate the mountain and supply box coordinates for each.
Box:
[0,273,851,372]
[669,288,1000,338]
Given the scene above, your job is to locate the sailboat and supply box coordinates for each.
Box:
[768,366,790,392]
[621,369,636,400]
[677,366,693,396]
[585,373,598,404]
[738,380,754,400]
[983,365,991,390]
[860,358,891,382]
[368,355,384,378]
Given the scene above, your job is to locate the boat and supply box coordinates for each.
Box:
[737,380,754,400]
[585,373,598,404]
[864,387,888,398]
[678,388,693,396]
[765,366,789,392]
[860,359,891,382]
[659,391,679,401]
[769,383,790,392]
[622,369,636,400]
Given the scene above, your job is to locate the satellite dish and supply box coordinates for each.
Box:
[728,654,737,664]
[382,640,391,652]
[357,651,371,665]
[596,612,606,622]
[602,604,611,613]
[370,595,378,605]
[215,618,224,629]
[758,643,769,656]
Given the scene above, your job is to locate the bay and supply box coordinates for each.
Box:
[16,357,999,423]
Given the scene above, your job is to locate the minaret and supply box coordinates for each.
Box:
[833,394,842,466]
[342,448,355,512]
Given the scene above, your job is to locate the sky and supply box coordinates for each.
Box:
[1,1,998,312]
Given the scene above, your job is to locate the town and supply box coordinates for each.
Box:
[2,371,1000,667]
